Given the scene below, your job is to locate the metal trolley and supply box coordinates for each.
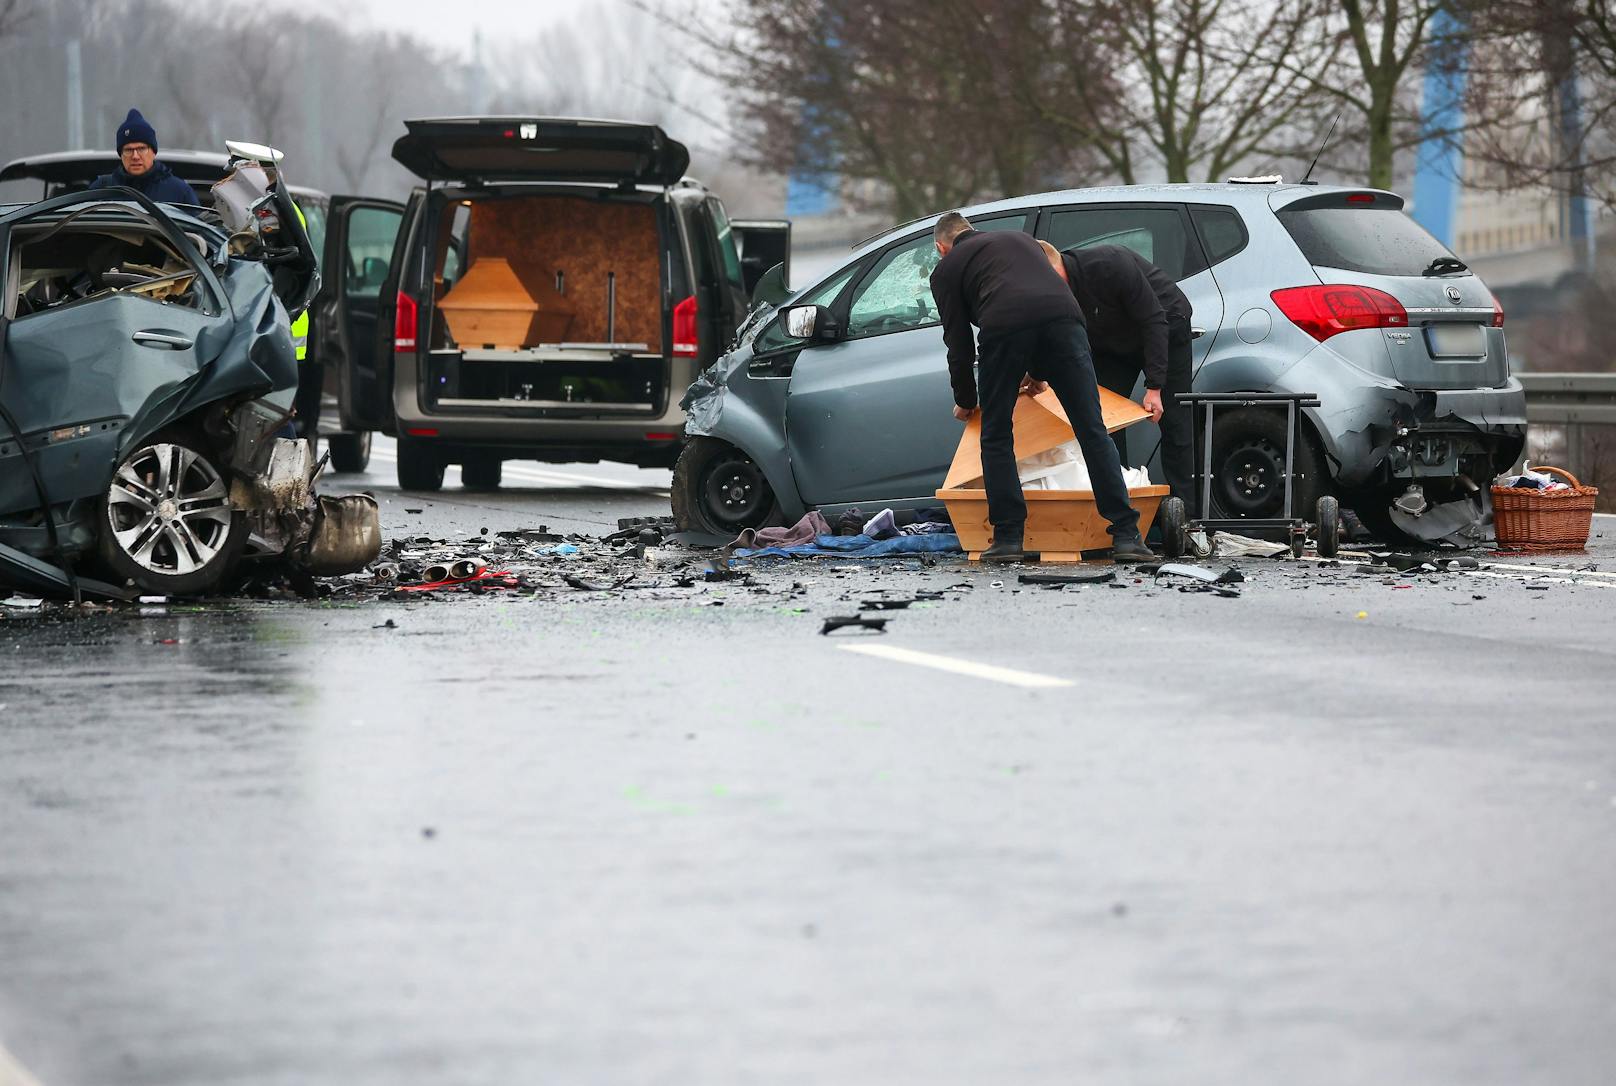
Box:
[1158,391,1340,559]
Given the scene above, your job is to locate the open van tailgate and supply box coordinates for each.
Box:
[391,117,690,186]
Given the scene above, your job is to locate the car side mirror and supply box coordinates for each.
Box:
[785,304,840,343]
[361,256,387,286]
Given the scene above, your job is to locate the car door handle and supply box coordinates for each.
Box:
[132,330,193,350]
[1191,327,1207,339]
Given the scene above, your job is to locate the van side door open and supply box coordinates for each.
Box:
[318,196,405,433]
[730,219,791,302]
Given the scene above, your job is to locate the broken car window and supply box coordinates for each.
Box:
[845,234,940,336]
[845,215,1028,338]
[8,221,211,320]
[750,264,860,356]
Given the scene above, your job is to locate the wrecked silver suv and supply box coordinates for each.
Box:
[679,183,1526,544]
[0,169,380,598]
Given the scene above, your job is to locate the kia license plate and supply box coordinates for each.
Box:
[1425,323,1485,358]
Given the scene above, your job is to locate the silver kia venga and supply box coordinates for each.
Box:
[676,183,1525,542]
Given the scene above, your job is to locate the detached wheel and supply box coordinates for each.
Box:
[1159,496,1187,558]
[1315,495,1341,557]
[672,436,782,535]
[98,433,248,595]
[327,430,372,473]
[1208,407,1323,521]
[396,435,445,491]
[461,455,503,491]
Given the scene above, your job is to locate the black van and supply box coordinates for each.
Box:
[314,117,789,490]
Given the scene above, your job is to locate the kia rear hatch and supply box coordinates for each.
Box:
[1275,190,1507,390]
[391,118,690,186]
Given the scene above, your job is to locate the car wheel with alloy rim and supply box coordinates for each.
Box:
[97,433,248,595]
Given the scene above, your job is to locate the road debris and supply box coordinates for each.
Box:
[1018,570,1116,586]
[1211,531,1291,558]
[1155,563,1238,583]
[821,615,890,635]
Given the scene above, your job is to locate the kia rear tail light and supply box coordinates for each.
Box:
[394,291,419,352]
[672,295,698,358]
[1491,297,1505,327]
[1270,284,1408,343]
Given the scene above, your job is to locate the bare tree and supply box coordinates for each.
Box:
[224,14,300,144]
[654,0,1117,219]
[1007,0,1342,184]
[1460,0,1616,210]
[332,35,422,193]
[1273,0,1450,189]
[0,0,33,38]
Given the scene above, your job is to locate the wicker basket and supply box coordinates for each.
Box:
[1492,466,1598,551]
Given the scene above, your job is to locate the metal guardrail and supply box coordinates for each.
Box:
[1517,373,1616,499]
[1518,372,1616,425]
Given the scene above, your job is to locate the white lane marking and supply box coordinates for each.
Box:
[1481,560,1616,579]
[837,644,1075,689]
[0,1041,44,1086]
[367,448,664,491]
[1297,553,1616,584]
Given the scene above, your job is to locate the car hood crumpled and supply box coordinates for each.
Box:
[680,348,752,438]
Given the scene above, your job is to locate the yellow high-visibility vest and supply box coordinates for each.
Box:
[290,202,310,361]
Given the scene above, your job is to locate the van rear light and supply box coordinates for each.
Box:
[1270,284,1408,342]
[644,431,679,441]
[1491,297,1505,327]
[405,428,438,437]
[672,294,698,357]
[394,291,419,352]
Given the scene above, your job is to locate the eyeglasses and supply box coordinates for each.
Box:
[121,145,153,157]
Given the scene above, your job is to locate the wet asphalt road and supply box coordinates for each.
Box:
[3,440,1616,1085]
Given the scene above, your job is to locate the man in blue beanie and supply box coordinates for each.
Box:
[88,109,200,205]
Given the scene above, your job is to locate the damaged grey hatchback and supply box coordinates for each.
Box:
[0,177,379,598]
[679,183,1527,542]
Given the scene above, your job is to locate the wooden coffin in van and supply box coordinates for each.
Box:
[437,257,574,349]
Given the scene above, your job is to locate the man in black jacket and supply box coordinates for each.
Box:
[1044,241,1195,509]
[87,109,200,206]
[929,212,1149,563]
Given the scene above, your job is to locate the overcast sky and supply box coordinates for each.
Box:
[273,0,585,58]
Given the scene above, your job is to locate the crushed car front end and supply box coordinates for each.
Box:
[0,186,379,597]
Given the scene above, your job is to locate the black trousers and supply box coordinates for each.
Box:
[976,317,1141,543]
[293,360,323,440]
[1092,315,1195,511]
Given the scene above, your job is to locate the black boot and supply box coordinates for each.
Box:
[1110,536,1155,564]
[981,536,1027,563]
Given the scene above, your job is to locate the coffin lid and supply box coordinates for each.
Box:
[940,387,1151,491]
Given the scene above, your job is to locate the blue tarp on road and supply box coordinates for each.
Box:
[734,533,963,559]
